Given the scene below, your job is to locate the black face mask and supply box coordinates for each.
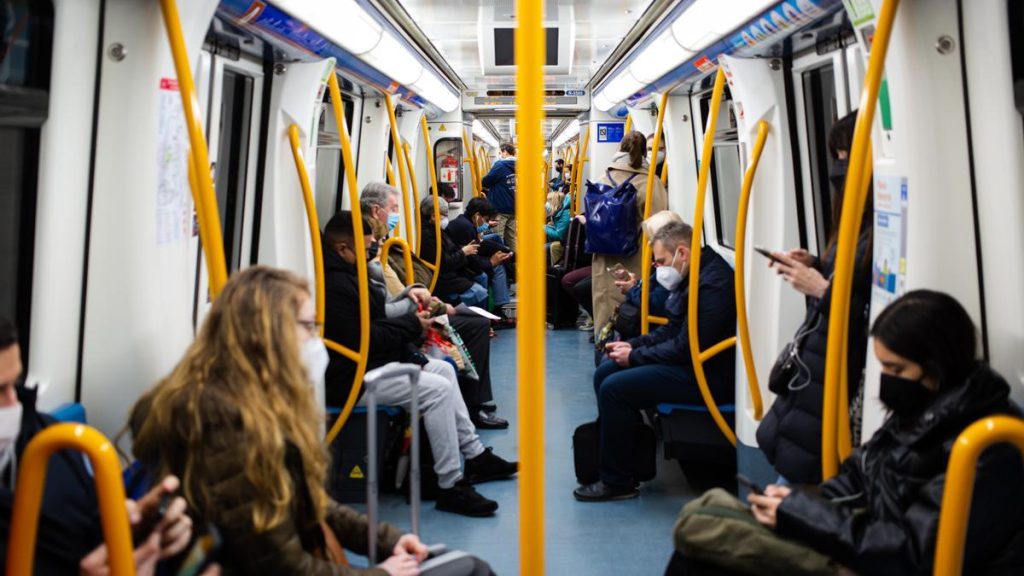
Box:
[829,158,849,195]
[367,240,380,261]
[879,373,933,419]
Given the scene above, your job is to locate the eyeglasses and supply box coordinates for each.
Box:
[297,319,322,336]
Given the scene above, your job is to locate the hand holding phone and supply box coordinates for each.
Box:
[607,263,630,281]
[753,246,784,266]
[736,473,763,496]
[176,525,222,576]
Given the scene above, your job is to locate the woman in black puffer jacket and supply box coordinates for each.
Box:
[747,290,1024,576]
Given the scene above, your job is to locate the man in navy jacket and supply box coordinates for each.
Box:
[574,222,736,501]
[481,142,517,250]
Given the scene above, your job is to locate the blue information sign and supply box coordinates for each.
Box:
[596,123,625,143]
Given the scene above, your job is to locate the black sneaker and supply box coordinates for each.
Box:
[435,480,498,517]
[464,447,518,484]
[573,480,639,502]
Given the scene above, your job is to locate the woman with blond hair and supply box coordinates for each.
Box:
[131,266,427,575]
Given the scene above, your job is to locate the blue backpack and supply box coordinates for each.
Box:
[583,170,640,255]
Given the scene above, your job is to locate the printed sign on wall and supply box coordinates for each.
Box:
[596,123,625,143]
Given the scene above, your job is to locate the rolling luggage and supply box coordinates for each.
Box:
[562,217,588,271]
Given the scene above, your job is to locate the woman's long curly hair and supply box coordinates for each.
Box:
[132,266,328,532]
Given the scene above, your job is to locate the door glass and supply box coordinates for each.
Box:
[214,69,254,272]
[434,138,463,202]
[802,64,838,251]
[711,143,744,249]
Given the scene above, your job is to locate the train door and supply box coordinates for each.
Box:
[435,136,464,202]
[315,87,359,219]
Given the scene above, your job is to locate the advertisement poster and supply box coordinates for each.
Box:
[871,175,908,307]
[157,78,192,246]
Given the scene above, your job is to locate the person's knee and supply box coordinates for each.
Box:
[597,372,631,409]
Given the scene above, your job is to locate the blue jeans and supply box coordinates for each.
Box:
[491,265,510,306]
[593,359,704,487]
[450,278,489,308]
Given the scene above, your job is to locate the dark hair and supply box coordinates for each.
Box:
[555,158,564,166]
[618,131,647,170]
[0,316,16,350]
[825,110,872,260]
[322,210,371,248]
[500,142,516,156]
[439,183,457,201]
[828,111,858,159]
[465,197,496,219]
[871,290,979,388]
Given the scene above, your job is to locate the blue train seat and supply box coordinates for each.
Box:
[51,403,87,424]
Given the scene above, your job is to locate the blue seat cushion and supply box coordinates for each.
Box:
[51,403,87,424]
[656,403,736,415]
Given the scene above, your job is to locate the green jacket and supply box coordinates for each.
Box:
[545,195,572,242]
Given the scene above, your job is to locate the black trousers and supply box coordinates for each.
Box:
[449,314,493,411]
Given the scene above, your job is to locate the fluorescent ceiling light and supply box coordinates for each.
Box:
[593,92,614,112]
[364,31,423,85]
[274,0,381,55]
[472,120,498,148]
[552,119,580,148]
[602,72,643,104]
[412,72,460,113]
[672,0,775,51]
[629,30,693,84]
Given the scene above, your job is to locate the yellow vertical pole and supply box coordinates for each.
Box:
[822,0,899,480]
[7,424,135,576]
[384,94,415,243]
[934,417,1024,576]
[402,142,421,252]
[660,161,669,186]
[516,0,545,572]
[573,125,591,215]
[325,73,370,444]
[385,155,397,188]
[624,114,632,134]
[640,92,669,335]
[287,124,326,334]
[159,0,228,297]
[462,129,481,197]
[420,116,443,293]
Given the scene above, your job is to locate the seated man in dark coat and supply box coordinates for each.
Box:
[574,222,736,502]
[417,198,488,308]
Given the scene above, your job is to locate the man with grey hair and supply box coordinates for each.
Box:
[574,220,737,502]
[360,181,401,240]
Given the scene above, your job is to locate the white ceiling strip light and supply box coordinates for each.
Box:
[273,0,460,112]
[472,120,499,148]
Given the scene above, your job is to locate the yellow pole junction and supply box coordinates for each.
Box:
[287,124,327,336]
[821,0,899,480]
[420,116,443,293]
[687,67,738,446]
[733,120,770,421]
[516,0,545,572]
[402,141,421,252]
[159,0,228,298]
[462,129,481,197]
[325,72,370,445]
[7,424,135,575]
[933,416,1024,576]
[384,94,415,244]
[640,92,669,335]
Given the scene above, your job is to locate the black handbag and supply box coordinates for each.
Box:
[767,305,823,394]
[573,419,656,485]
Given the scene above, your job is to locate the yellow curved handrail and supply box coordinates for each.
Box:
[7,424,134,575]
[419,116,443,293]
[380,237,416,286]
[287,124,327,334]
[159,0,228,297]
[516,0,545,571]
[660,161,669,186]
[325,72,370,445]
[688,66,738,446]
[734,120,770,421]
[640,92,669,336]
[462,129,481,198]
[384,94,415,244]
[385,154,397,187]
[821,0,899,479]
[573,124,591,215]
[402,141,421,252]
[933,416,1024,576]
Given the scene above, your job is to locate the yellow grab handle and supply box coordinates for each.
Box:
[933,416,1024,576]
[420,117,443,293]
[822,0,899,479]
[515,0,546,572]
[688,67,737,446]
[7,424,135,576]
[573,124,591,215]
[402,142,422,252]
[380,237,416,286]
[287,124,327,334]
[325,73,370,445]
[159,0,228,297]
[325,338,361,363]
[384,94,415,244]
[385,154,397,187]
[462,129,481,198]
[660,161,668,186]
[734,120,770,420]
[640,92,669,336]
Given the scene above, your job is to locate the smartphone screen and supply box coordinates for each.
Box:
[753,246,782,265]
[736,474,763,495]
[176,526,221,576]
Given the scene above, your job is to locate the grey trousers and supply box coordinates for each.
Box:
[358,359,485,488]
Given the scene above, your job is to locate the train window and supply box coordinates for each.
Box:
[710,143,744,249]
[315,92,353,217]
[214,69,255,272]
[0,0,53,352]
[802,64,839,251]
[434,137,463,202]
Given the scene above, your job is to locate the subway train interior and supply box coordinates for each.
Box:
[3,0,1024,574]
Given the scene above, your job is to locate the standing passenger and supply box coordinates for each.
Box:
[481,142,518,251]
[590,131,668,338]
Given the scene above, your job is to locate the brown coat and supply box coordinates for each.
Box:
[591,159,668,336]
[133,388,403,575]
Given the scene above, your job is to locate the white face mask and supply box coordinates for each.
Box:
[0,402,22,480]
[301,337,329,401]
[440,217,450,230]
[648,150,666,165]
[655,249,685,291]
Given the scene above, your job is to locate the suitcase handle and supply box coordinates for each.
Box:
[363,363,423,564]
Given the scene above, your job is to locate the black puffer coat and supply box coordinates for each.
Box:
[757,227,872,484]
[776,364,1024,576]
[418,224,481,300]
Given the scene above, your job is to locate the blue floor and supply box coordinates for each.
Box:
[366,328,698,574]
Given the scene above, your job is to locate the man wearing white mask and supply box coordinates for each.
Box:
[0,316,200,574]
[574,221,736,502]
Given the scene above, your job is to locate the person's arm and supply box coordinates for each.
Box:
[324,500,405,565]
[480,162,503,188]
[327,281,421,353]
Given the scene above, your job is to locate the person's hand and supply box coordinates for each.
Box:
[608,343,633,367]
[574,214,586,225]
[461,243,480,256]
[80,535,160,576]
[394,534,430,562]
[747,484,791,529]
[614,272,638,294]
[417,311,434,335]
[771,253,830,299]
[379,550,420,576]
[407,288,432,306]
[784,248,816,268]
[490,252,512,267]
[445,304,457,316]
